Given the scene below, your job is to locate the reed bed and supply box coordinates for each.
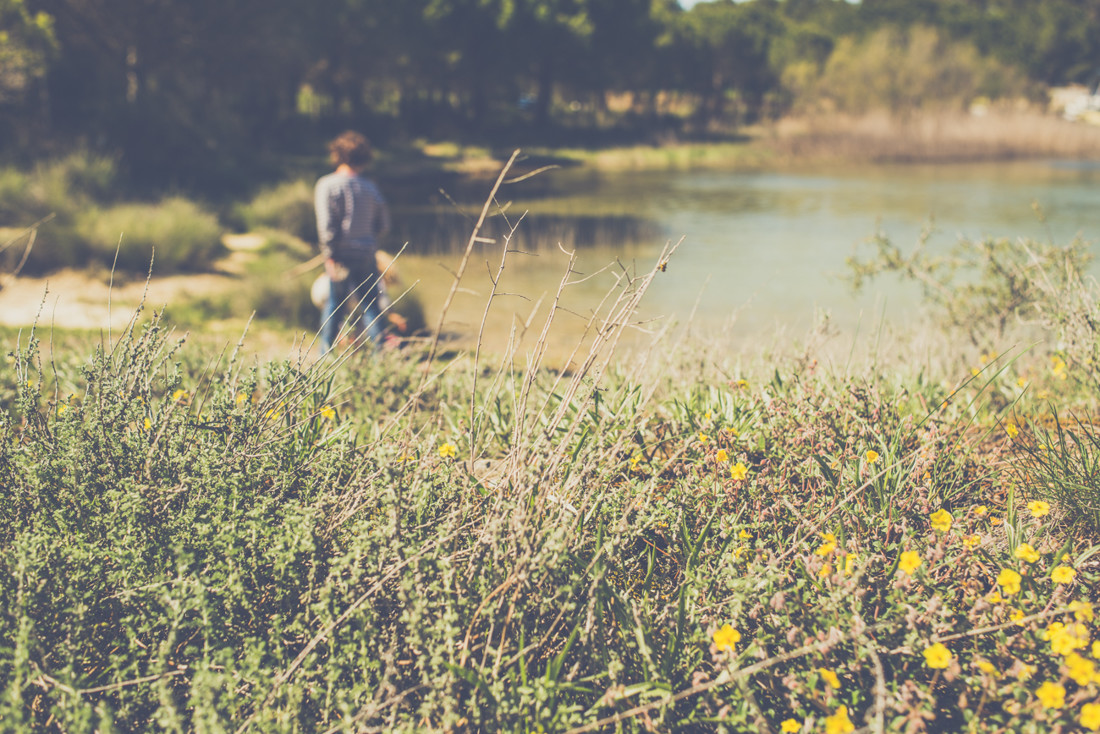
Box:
[772,109,1100,163]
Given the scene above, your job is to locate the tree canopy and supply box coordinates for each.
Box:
[4,0,1097,188]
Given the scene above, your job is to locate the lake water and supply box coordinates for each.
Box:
[390,159,1100,358]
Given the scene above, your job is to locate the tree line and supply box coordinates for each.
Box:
[3,0,1099,189]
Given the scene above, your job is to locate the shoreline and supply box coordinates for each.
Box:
[409,108,1100,179]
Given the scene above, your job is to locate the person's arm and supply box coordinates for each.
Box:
[314,177,344,259]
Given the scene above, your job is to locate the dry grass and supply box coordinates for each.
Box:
[769,109,1100,163]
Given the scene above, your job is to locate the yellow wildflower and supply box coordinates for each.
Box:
[1070,601,1094,622]
[815,533,837,556]
[319,405,336,421]
[1082,702,1100,732]
[738,529,752,539]
[976,660,997,676]
[780,720,802,733]
[824,705,855,734]
[730,462,748,481]
[818,668,841,689]
[716,448,729,463]
[438,443,457,459]
[818,563,832,578]
[923,643,952,669]
[985,591,1003,604]
[842,553,858,576]
[1045,622,1089,656]
[973,505,988,516]
[1094,641,1100,660]
[1051,566,1076,584]
[865,449,879,464]
[172,389,189,403]
[143,417,152,431]
[1015,662,1036,680]
[733,379,749,389]
[930,509,953,533]
[989,516,1003,526]
[898,550,922,575]
[1009,608,1026,624]
[997,568,1022,596]
[698,432,710,445]
[235,393,248,404]
[1027,499,1050,517]
[1014,543,1040,564]
[962,534,981,550]
[1035,681,1065,709]
[1064,653,1095,686]
[1017,376,1028,388]
[1051,355,1067,380]
[713,624,741,653]
[1005,422,1019,438]
[629,455,641,470]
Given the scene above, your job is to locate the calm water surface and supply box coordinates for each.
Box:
[392,160,1100,356]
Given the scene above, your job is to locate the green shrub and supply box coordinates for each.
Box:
[162,250,318,331]
[78,197,224,273]
[0,151,122,274]
[805,26,1030,114]
[233,179,316,242]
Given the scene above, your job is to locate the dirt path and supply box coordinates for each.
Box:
[0,233,269,331]
[0,269,240,330]
[0,234,317,360]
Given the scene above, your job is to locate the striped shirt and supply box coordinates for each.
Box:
[314,171,391,263]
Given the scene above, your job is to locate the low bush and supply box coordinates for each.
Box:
[77,197,224,273]
[0,151,121,273]
[232,179,316,242]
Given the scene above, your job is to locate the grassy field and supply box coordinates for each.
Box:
[2,196,1100,734]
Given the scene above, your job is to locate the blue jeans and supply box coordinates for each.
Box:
[320,266,385,355]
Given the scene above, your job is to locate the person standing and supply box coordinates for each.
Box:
[314,130,405,355]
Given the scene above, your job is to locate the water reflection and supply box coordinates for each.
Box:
[390,211,665,255]
[387,159,1100,356]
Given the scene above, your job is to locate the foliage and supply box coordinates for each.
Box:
[808,25,1029,115]
[0,0,55,104]
[163,247,318,332]
[7,0,1100,188]
[76,197,224,274]
[1,213,1099,732]
[1016,410,1100,533]
[232,180,317,243]
[846,225,1093,347]
[0,151,119,273]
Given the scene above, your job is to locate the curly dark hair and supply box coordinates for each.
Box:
[328,130,373,168]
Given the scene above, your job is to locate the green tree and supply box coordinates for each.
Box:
[0,0,55,149]
[676,0,784,127]
[29,0,312,186]
[812,25,1025,115]
[0,0,54,104]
